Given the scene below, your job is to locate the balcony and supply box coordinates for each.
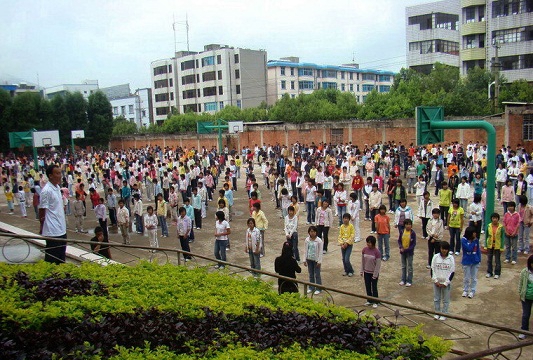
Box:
[460,47,486,61]
[461,0,486,7]
[461,21,486,36]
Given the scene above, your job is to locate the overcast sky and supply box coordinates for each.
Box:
[0,0,431,90]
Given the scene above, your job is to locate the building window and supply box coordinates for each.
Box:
[113,107,118,115]
[182,75,195,85]
[217,55,222,64]
[379,85,391,92]
[129,118,134,122]
[464,6,476,23]
[170,92,174,101]
[298,68,313,76]
[128,105,134,114]
[298,80,314,89]
[291,94,296,98]
[203,87,217,97]
[349,73,353,80]
[379,75,391,82]
[181,60,195,71]
[281,80,286,90]
[341,84,345,91]
[236,100,241,108]
[492,0,522,17]
[357,84,360,92]
[183,104,198,113]
[493,27,524,44]
[362,84,374,92]
[202,56,215,66]
[153,65,168,76]
[362,73,375,81]
[290,67,294,76]
[341,71,345,79]
[218,70,222,80]
[234,54,239,63]
[182,90,196,99]
[202,71,216,82]
[219,101,224,110]
[322,82,337,89]
[280,67,286,75]
[154,79,168,89]
[218,86,223,95]
[523,114,533,140]
[322,70,337,78]
[331,128,344,144]
[204,102,217,112]
[156,106,169,115]
[236,85,241,94]
[291,81,295,90]
[155,93,169,102]
[349,84,353,92]
[121,106,126,115]
[235,69,240,79]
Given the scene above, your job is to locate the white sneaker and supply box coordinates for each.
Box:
[372,303,378,308]
[468,292,474,298]
[480,230,485,234]
[405,283,412,287]
[434,314,440,320]
[364,301,372,306]
[438,316,447,321]
[462,291,468,297]
[494,275,499,279]
[454,252,460,256]
[504,259,510,263]
[399,281,405,286]
[511,260,517,265]
[518,334,527,340]
[307,289,313,294]
[314,290,321,295]
[485,273,491,278]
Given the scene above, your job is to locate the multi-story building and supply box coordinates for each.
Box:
[266,57,395,105]
[407,0,533,82]
[406,0,461,74]
[44,80,99,100]
[150,44,268,124]
[100,84,153,128]
[0,82,42,97]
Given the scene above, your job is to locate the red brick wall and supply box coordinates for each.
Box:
[109,112,525,152]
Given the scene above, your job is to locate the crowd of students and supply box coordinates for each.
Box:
[1,139,533,335]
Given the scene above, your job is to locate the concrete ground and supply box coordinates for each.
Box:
[1,170,532,358]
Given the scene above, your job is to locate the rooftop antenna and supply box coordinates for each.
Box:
[352,52,355,62]
[172,14,190,54]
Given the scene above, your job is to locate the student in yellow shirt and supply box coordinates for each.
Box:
[338,213,355,276]
[398,219,416,287]
[4,185,14,213]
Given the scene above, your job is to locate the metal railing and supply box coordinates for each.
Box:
[1,231,533,359]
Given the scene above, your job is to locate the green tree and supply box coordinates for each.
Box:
[50,95,70,146]
[38,98,53,131]
[5,92,41,132]
[87,91,113,148]
[499,79,533,104]
[216,105,242,121]
[112,115,137,135]
[65,92,88,132]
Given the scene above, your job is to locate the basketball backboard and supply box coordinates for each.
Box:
[228,121,244,134]
[71,130,85,139]
[32,130,60,148]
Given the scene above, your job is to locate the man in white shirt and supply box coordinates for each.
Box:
[39,164,67,264]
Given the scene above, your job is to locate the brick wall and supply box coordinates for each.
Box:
[110,105,533,152]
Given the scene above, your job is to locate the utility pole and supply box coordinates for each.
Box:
[492,38,501,112]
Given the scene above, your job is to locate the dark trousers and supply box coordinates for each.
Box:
[428,240,440,266]
[179,235,192,259]
[449,227,461,253]
[371,209,378,232]
[316,225,329,251]
[194,208,202,229]
[434,180,442,196]
[45,234,67,264]
[363,272,379,304]
[135,214,143,233]
[421,217,429,238]
[439,206,449,227]
[108,208,117,225]
[486,248,501,276]
[98,218,108,238]
[521,299,533,331]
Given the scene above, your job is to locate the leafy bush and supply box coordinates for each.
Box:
[0,262,451,359]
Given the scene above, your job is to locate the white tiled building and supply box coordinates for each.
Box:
[44,80,99,100]
[406,0,461,74]
[266,57,394,105]
[101,84,153,128]
[407,0,533,82]
[150,44,268,124]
